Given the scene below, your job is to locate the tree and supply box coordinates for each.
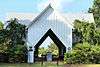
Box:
[73,20,97,45]
[88,0,100,27]
[48,42,58,55]
[6,18,26,47]
[5,18,27,63]
[0,21,4,30]
[94,29,100,45]
[88,0,100,45]
[0,29,10,53]
[0,18,27,63]
[64,42,100,64]
[38,47,47,56]
[38,42,59,56]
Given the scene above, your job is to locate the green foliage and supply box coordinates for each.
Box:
[95,29,100,44]
[0,18,27,63]
[38,47,47,56]
[0,29,10,53]
[0,21,4,30]
[73,20,97,45]
[8,45,27,63]
[48,43,59,55]
[6,18,26,46]
[88,0,100,27]
[38,42,59,56]
[6,18,27,63]
[0,21,5,53]
[64,43,100,64]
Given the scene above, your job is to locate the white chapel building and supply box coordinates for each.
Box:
[6,4,94,63]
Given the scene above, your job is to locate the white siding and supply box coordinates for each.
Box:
[27,8,72,51]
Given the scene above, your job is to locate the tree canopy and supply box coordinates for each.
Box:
[0,21,4,30]
[0,18,27,63]
[6,18,26,47]
[38,42,59,56]
[89,0,100,27]
[48,42,58,55]
[73,20,100,45]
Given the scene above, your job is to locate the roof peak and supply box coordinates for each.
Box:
[45,3,58,11]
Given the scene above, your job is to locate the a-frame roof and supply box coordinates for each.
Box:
[28,4,73,28]
[6,4,94,28]
[28,4,53,28]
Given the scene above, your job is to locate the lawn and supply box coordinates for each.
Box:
[1,63,100,67]
[64,64,100,67]
[0,62,63,67]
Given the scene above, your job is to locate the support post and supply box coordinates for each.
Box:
[57,56,59,66]
[28,46,34,63]
[41,54,44,66]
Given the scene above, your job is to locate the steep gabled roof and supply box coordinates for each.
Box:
[28,4,53,28]
[6,12,38,26]
[6,4,95,29]
[28,4,73,28]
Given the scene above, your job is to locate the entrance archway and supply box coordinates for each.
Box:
[34,29,66,62]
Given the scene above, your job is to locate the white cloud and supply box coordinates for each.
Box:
[37,0,75,12]
[37,1,49,12]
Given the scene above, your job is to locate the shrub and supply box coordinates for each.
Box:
[64,42,100,64]
[7,45,27,63]
[0,19,27,63]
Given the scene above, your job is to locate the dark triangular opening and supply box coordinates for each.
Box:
[34,29,66,61]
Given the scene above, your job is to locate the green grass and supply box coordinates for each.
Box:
[0,62,63,67]
[64,64,100,67]
[1,63,100,67]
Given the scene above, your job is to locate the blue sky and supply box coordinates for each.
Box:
[40,37,54,48]
[0,0,94,48]
[0,0,93,21]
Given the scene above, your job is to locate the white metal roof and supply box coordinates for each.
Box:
[63,13,94,24]
[6,13,94,26]
[6,12,38,26]
[6,4,94,27]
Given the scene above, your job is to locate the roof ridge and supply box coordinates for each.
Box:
[27,4,53,28]
[53,10,73,27]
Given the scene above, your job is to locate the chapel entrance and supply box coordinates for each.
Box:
[34,29,66,62]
